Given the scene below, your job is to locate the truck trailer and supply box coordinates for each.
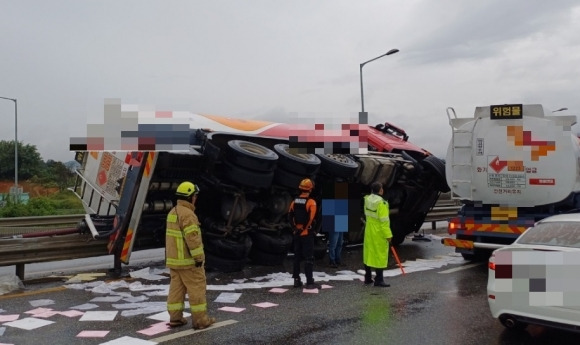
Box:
[71,104,449,273]
[442,104,580,259]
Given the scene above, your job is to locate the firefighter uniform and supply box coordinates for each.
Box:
[288,178,319,289]
[166,182,215,329]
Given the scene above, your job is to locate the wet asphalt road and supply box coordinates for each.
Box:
[1,228,580,345]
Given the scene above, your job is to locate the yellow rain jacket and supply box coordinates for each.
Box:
[165,200,204,269]
[363,194,393,269]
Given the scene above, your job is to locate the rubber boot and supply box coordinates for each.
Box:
[373,269,389,287]
[193,311,216,330]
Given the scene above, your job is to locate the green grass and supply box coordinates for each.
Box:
[0,190,85,217]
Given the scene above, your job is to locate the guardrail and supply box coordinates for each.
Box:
[0,198,462,281]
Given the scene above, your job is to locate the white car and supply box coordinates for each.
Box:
[487,213,580,333]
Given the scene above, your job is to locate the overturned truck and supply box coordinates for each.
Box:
[72,111,449,273]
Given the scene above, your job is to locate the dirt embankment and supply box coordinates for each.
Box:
[0,181,59,197]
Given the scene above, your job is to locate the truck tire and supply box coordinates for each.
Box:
[249,231,293,255]
[205,252,245,273]
[203,235,252,260]
[248,248,287,266]
[224,161,275,188]
[226,140,278,172]
[274,167,315,190]
[421,155,450,193]
[273,144,321,175]
[317,154,359,179]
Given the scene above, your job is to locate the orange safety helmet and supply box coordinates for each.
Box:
[298,178,314,192]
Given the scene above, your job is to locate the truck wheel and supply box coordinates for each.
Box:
[317,154,359,179]
[273,144,321,175]
[248,249,287,266]
[249,231,293,255]
[203,235,252,260]
[224,161,275,188]
[205,252,245,273]
[227,140,278,172]
[421,155,450,193]
[274,167,315,190]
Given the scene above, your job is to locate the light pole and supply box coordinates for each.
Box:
[0,96,18,199]
[359,48,399,123]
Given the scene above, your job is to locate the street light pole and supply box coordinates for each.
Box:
[0,96,18,198]
[359,48,399,122]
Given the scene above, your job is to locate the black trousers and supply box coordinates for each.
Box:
[293,233,315,284]
[364,265,385,283]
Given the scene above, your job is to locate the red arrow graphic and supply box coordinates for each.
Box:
[489,156,508,173]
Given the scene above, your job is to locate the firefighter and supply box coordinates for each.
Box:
[363,181,393,287]
[166,181,216,330]
[288,178,320,289]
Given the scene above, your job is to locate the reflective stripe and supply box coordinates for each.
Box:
[190,246,204,257]
[379,216,390,222]
[166,257,195,266]
[167,229,183,238]
[365,210,379,219]
[175,237,184,259]
[167,214,178,223]
[183,224,200,235]
[191,303,207,312]
[167,302,185,311]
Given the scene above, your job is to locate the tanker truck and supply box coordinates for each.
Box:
[441,104,580,260]
[71,102,449,273]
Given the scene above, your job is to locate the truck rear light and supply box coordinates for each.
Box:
[448,217,460,233]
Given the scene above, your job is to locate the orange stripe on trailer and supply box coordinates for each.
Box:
[120,228,134,263]
[442,238,474,249]
[144,152,155,177]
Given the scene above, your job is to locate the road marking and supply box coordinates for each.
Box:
[0,286,67,300]
[438,263,483,274]
[151,319,238,342]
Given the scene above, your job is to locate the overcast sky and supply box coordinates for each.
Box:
[1,0,580,163]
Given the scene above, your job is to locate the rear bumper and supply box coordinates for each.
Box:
[441,237,508,250]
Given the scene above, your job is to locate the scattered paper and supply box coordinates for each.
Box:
[268,288,288,293]
[0,326,5,336]
[29,299,55,307]
[98,335,158,345]
[252,302,278,308]
[79,311,118,321]
[130,268,166,281]
[0,315,19,322]
[123,295,149,303]
[302,288,319,294]
[218,306,245,313]
[137,321,171,336]
[77,330,110,338]
[214,292,242,303]
[70,303,99,310]
[147,311,190,322]
[3,317,54,330]
[58,310,85,317]
[321,284,333,289]
[25,308,53,315]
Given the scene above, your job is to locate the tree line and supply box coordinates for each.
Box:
[0,140,76,191]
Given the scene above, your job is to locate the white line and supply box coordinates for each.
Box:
[151,319,238,343]
[438,263,482,274]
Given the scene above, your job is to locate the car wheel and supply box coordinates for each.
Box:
[226,140,278,172]
[421,155,450,193]
[273,144,321,175]
[317,153,359,179]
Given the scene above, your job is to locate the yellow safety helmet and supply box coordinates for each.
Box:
[298,178,314,192]
[176,181,199,197]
